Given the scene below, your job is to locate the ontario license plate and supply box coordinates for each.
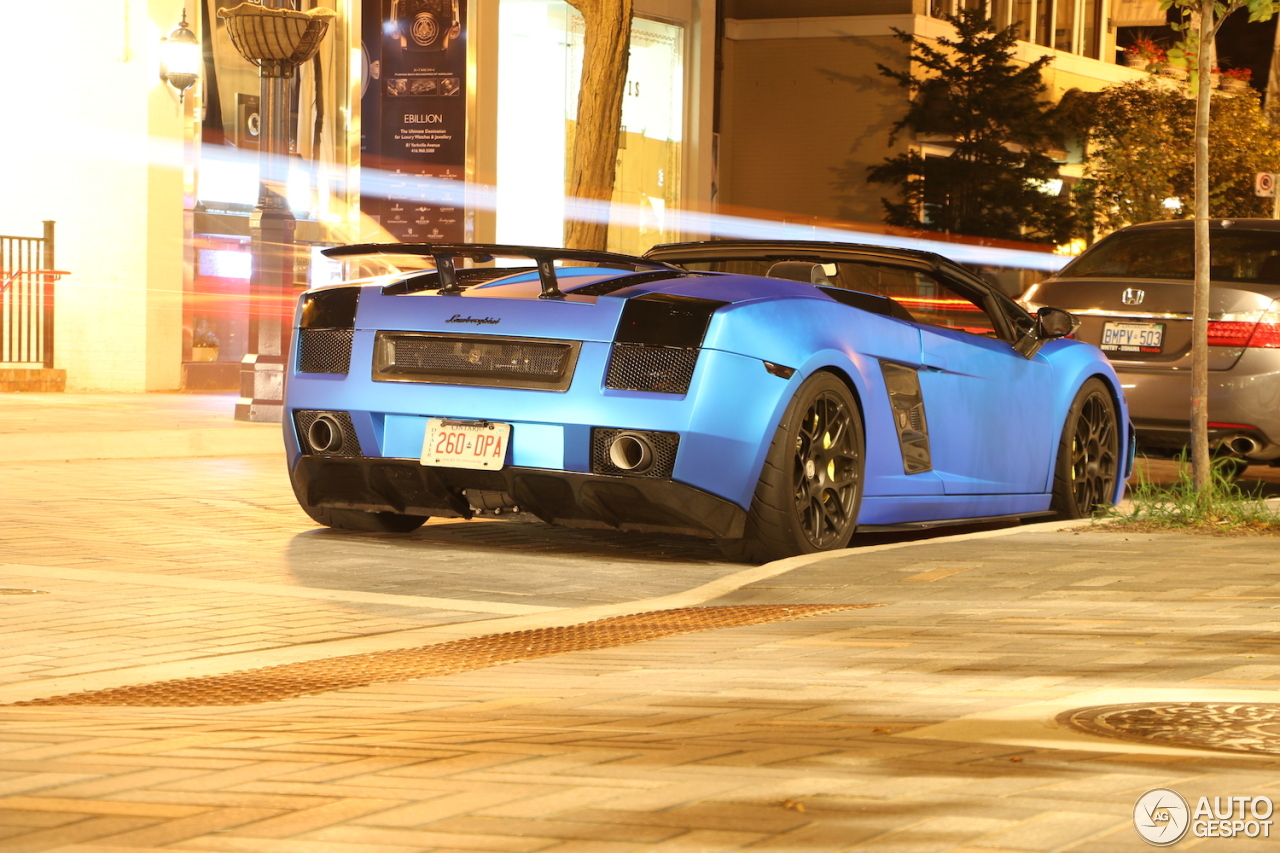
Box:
[422,419,510,470]
[1100,321,1165,353]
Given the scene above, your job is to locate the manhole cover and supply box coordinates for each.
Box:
[1059,703,1280,755]
[13,604,872,707]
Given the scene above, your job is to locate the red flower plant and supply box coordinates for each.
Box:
[1124,39,1167,62]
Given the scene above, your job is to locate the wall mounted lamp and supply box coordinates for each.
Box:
[160,8,200,100]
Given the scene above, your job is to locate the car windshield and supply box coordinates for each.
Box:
[1058,229,1280,282]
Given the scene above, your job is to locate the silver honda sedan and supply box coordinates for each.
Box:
[1024,219,1280,466]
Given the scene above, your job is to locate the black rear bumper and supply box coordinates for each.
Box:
[291,455,748,539]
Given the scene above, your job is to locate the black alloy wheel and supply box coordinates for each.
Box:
[1051,378,1120,518]
[792,388,862,549]
[718,372,864,562]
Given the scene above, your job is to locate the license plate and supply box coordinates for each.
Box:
[1100,321,1165,353]
[422,419,510,470]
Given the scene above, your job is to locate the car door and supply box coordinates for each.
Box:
[894,267,1055,495]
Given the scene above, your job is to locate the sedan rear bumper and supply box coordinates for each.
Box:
[1117,350,1280,460]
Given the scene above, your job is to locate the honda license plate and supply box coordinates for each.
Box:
[422,419,510,470]
[1100,321,1165,353]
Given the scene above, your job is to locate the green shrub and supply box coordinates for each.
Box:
[1107,457,1280,533]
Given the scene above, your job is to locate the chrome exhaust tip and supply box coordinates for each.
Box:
[1224,435,1262,457]
[609,432,655,473]
[306,414,345,454]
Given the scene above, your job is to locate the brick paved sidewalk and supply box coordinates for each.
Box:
[2,446,1280,850]
[0,394,279,461]
[3,527,1280,852]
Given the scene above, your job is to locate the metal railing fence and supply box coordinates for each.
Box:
[0,221,65,368]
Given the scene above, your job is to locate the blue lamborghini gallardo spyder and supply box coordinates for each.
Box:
[284,240,1132,562]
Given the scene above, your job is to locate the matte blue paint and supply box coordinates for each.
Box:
[917,325,1055,495]
[285,262,1131,524]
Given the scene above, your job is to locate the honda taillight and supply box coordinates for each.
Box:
[1245,316,1280,348]
[1208,304,1280,349]
[1206,321,1253,347]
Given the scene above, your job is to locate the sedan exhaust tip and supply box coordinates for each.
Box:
[1224,434,1263,457]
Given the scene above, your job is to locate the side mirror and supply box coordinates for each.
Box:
[1014,306,1080,358]
[1036,306,1079,339]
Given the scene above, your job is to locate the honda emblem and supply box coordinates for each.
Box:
[1121,288,1145,306]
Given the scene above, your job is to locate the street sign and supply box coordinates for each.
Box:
[1255,172,1276,197]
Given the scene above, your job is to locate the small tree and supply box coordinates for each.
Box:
[866,9,1077,244]
[1074,81,1186,231]
[1077,79,1280,233]
[1163,0,1279,492]
[563,0,633,252]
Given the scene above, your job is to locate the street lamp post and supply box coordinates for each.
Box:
[217,1,334,422]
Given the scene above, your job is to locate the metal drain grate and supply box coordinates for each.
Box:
[13,604,870,707]
[1059,703,1280,755]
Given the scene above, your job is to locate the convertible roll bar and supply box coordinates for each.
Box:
[321,243,683,299]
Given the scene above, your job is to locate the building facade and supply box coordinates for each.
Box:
[716,0,1145,227]
[0,0,715,392]
[1,0,1150,392]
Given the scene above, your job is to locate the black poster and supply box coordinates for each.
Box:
[361,0,467,242]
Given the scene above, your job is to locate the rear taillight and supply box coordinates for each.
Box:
[1206,321,1254,347]
[1245,321,1280,348]
[1208,305,1280,349]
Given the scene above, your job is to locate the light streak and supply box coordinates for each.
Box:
[198,142,1070,273]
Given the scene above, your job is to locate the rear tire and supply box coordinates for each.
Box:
[1050,378,1120,518]
[718,372,864,563]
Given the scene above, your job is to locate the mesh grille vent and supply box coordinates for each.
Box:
[375,333,578,391]
[294,410,364,457]
[605,344,699,394]
[298,329,354,374]
[393,337,568,376]
[591,428,680,479]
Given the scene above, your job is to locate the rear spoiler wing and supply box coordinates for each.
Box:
[321,242,683,300]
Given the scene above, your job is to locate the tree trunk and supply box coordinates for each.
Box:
[1190,0,1214,492]
[564,0,634,251]
[1268,10,1280,109]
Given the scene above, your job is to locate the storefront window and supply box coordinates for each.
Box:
[189,0,356,368]
[496,1,571,248]
[496,1,685,254]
